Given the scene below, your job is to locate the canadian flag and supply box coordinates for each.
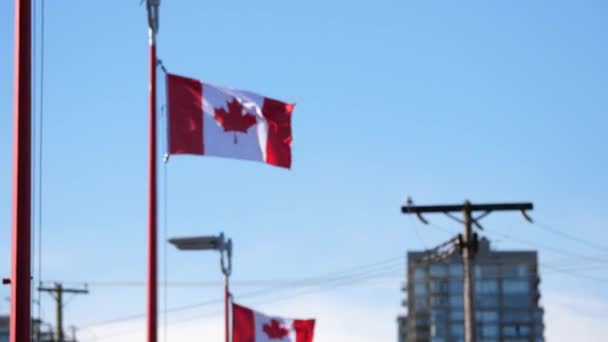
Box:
[166,73,294,168]
[232,303,315,342]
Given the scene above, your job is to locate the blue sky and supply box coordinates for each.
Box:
[1,0,607,341]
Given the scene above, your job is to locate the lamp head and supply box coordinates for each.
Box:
[168,234,225,251]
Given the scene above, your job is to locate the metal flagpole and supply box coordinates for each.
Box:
[10,0,33,341]
[225,275,230,342]
[222,239,233,342]
[146,1,160,342]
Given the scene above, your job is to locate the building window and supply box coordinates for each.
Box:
[503,311,532,323]
[503,279,529,294]
[503,294,530,308]
[414,266,426,280]
[415,295,428,310]
[450,278,463,293]
[476,279,498,294]
[476,310,498,323]
[450,323,464,337]
[450,263,463,277]
[503,324,531,337]
[431,279,449,293]
[503,264,529,278]
[431,296,449,308]
[450,310,464,321]
[430,264,448,277]
[476,295,499,307]
[414,282,427,295]
[476,264,498,278]
[449,295,463,307]
[431,311,447,338]
[480,324,499,337]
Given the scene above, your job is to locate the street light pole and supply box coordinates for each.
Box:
[221,239,232,342]
[168,233,233,342]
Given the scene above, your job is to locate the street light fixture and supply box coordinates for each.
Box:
[168,233,233,342]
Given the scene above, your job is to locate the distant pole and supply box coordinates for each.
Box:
[39,283,89,342]
[462,201,476,342]
[69,326,77,342]
[10,0,32,341]
[146,1,160,342]
[222,238,232,342]
[56,283,63,342]
[401,200,533,342]
[225,275,230,342]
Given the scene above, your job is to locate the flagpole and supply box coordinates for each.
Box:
[225,275,230,342]
[10,0,32,341]
[146,1,159,342]
[222,238,232,342]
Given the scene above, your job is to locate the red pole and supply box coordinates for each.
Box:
[225,276,230,342]
[10,0,32,341]
[147,28,158,342]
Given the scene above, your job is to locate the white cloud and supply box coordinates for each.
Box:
[79,291,608,342]
[80,293,396,342]
[543,291,608,342]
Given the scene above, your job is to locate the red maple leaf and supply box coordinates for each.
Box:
[263,319,290,339]
[214,98,257,144]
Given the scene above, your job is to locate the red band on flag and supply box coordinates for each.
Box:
[167,74,204,155]
[233,303,255,342]
[294,319,315,342]
[262,98,294,169]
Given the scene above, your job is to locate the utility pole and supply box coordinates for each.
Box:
[69,325,78,342]
[401,200,533,342]
[39,283,89,342]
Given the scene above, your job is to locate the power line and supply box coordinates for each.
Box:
[486,229,608,264]
[79,268,401,341]
[172,269,400,328]
[78,257,403,329]
[57,254,404,289]
[533,220,608,253]
[425,220,608,265]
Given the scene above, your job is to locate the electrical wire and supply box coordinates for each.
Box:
[486,229,608,264]
[38,0,47,333]
[54,255,404,289]
[423,221,608,283]
[426,220,608,265]
[31,0,47,335]
[533,220,608,253]
[408,215,429,250]
[78,256,403,329]
[161,94,169,342]
[78,267,402,341]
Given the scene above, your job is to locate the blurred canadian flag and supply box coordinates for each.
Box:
[232,303,315,342]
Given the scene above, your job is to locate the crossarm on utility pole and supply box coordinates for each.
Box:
[401,202,533,214]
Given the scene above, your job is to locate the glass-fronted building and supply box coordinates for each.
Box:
[399,238,544,342]
[0,316,55,342]
[0,316,8,342]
